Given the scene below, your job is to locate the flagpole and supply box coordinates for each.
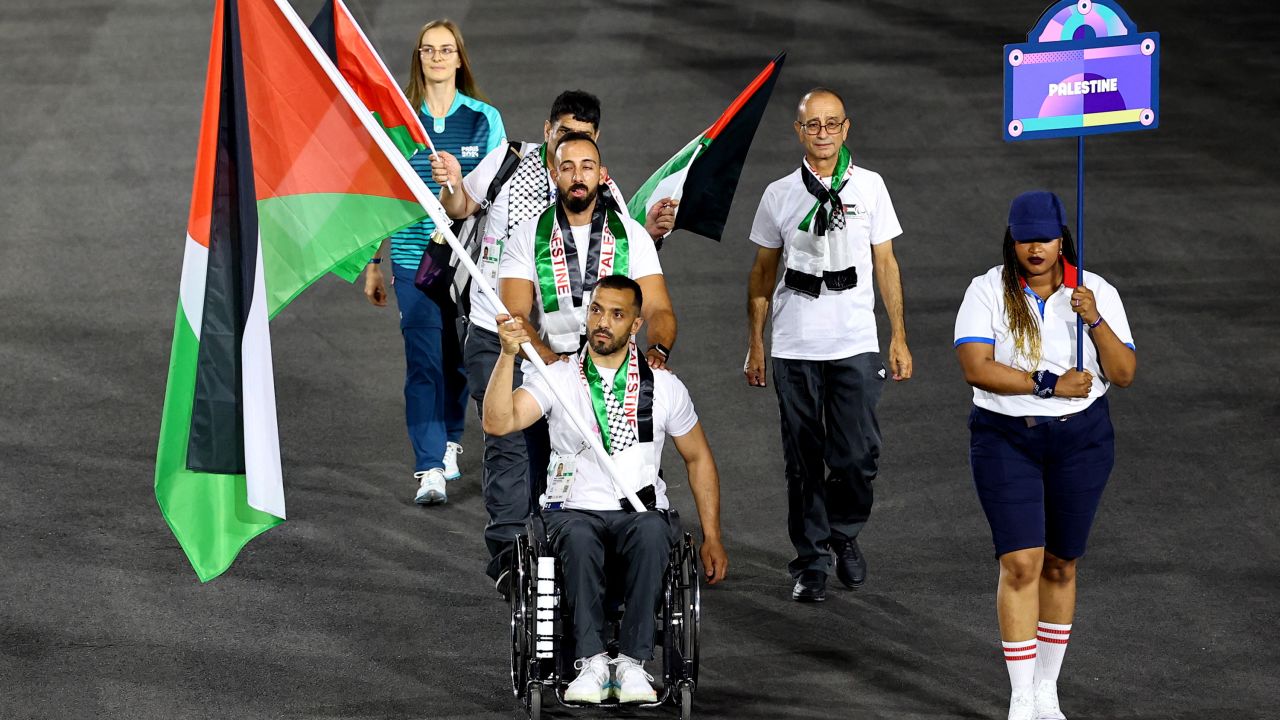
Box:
[275,0,646,513]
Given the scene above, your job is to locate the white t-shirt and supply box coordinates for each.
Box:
[499,211,662,347]
[461,141,548,333]
[520,357,699,511]
[953,264,1135,417]
[750,164,903,361]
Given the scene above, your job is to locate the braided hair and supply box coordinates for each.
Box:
[1000,226,1078,367]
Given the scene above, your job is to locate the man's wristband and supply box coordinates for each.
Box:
[1031,369,1059,398]
[648,343,670,360]
[1088,315,1104,330]
[367,257,382,265]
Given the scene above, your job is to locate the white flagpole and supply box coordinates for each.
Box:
[275,0,646,513]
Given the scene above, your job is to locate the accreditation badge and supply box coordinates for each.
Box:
[480,234,501,286]
[543,453,577,510]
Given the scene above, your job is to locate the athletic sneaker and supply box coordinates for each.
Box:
[1008,691,1036,720]
[1034,682,1067,720]
[443,442,463,481]
[609,655,657,703]
[413,468,447,505]
[564,653,611,704]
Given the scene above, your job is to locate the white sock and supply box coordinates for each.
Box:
[1003,638,1037,694]
[1035,621,1072,686]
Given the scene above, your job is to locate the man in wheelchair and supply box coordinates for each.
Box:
[483,275,729,704]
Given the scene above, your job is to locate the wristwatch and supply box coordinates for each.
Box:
[648,343,671,360]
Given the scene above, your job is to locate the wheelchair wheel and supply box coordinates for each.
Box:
[663,534,701,687]
[527,682,543,720]
[681,536,701,684]
[679,680,694,720]
[509,535,534,697]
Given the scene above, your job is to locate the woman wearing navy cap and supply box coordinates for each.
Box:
[954,191,1137,720]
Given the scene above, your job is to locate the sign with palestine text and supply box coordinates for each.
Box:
[1004,0,1160,141]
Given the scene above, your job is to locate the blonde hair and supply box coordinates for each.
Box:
[405,19,487,110]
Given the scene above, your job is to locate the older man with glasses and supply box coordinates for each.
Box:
[744,87,913,602]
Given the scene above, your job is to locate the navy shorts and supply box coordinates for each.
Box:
[968,395,1115,559]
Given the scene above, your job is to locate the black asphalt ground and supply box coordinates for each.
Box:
[2,1,1277,718]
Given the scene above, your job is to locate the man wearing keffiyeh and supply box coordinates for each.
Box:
[483,275,727,704]
[744,88,913,603]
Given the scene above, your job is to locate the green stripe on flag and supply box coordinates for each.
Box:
[155,306,282,582]
[627,134,706,224]
[371,110,426,161]
[257,192,426,317]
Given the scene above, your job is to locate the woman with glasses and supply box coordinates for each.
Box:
[363,19,505,506]
[954,191,1137,720]
[743,87,913,603]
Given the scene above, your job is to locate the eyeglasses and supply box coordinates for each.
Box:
[418,45,457,59]
[796,118,849,135]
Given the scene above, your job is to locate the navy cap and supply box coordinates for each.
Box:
[1008,191,1067,242]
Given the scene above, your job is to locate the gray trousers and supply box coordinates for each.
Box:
[463,325,531,580]
[545,509,670,660]
[774,352,884,578]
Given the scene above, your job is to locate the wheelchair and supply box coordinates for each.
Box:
[508,509,702,719]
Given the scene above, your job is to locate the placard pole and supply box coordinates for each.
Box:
[1076,135,1085,371]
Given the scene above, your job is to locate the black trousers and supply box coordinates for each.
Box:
[773,352,884,578]
[462,326,531,581]
[544,509,671,661]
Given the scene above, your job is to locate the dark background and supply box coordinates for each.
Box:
[2,1,1276,718]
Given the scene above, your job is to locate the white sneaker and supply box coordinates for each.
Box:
[413,468,447,505]
[1034,682,1067,719]
[563,653,611,704]
[1008,691,1036,720]
[443,442,463,481]
[609,654,657,704]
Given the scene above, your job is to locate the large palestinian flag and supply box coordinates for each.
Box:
[156,0,428,582]
[628,51,785,241]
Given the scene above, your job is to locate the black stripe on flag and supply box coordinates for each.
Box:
[308,0,338,63]
[187,0,260,474]
[676,53,786,241]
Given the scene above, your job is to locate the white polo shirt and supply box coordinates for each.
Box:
[953,264,1135,417]
[750,164,903,361]
[499,210,662,350]
[519,358,699,511]
[461,141,548,333]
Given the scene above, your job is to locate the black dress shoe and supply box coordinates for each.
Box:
[834,537,867,589]
[791,569,827,602]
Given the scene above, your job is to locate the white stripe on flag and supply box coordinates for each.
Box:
[179,234,209,338]
[645,166,693,216]
[242,232,285,519]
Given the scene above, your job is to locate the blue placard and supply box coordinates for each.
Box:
[1004,0,1160,141]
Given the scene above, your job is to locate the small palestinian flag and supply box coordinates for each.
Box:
[155,0,427,581]
[309,0,427,161]
[309,0,430,277]
[628,51,785,241]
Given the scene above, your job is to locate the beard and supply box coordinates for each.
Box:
[563,184,597,214]
[588,328,628,356]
